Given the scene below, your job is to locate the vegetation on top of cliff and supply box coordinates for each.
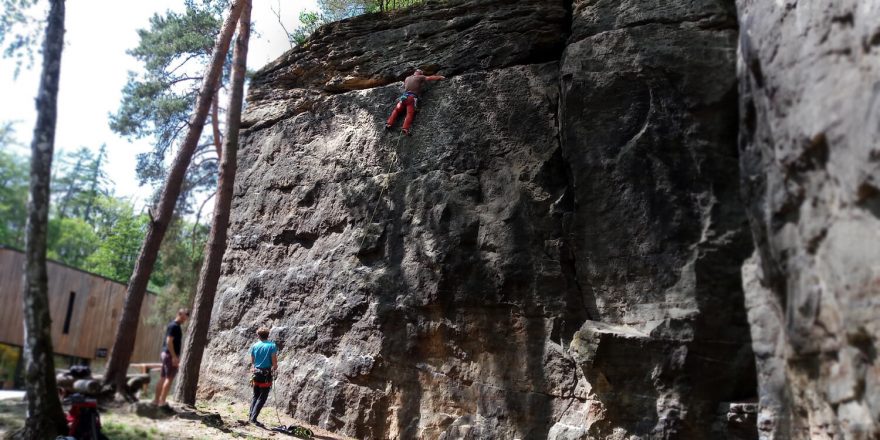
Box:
[290,0,427,45]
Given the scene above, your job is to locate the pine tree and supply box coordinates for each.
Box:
[81,144,107,221]
[52,145,109,221]
[102,0,247,395]
[110,0,232,216]
[176,0,251,404]
[0,148,29,249]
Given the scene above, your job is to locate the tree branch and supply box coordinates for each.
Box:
[168,53,200,75]
[165,75,204,88]
[190,189,217,259]
[271,0,294,50]
[192,157,219,170]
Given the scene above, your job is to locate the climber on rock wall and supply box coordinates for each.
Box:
[385,69,446,136]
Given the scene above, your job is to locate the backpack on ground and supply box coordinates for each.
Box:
[64,393,109,440]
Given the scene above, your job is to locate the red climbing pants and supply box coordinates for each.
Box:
[386,95,417,131]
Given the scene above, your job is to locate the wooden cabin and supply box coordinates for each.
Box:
[0,246,166,387]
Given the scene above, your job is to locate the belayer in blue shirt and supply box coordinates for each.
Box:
[248,327,278,425]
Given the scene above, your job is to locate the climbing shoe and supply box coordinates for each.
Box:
[384,123,392,131]
[402,128,411,136]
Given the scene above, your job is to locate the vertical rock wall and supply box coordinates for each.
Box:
[563,0,756,437]
[737,1,880,438]
[198,0,758,438]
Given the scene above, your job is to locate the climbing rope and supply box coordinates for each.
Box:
[271,383,282,426]
[357,132,404,252]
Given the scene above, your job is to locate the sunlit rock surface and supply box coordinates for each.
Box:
[199,0,758,438]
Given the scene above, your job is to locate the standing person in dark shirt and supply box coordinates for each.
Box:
[152,308,189,407]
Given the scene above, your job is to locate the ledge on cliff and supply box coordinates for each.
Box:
[248,0,569,98]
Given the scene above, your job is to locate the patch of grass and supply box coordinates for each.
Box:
[102,421,159,440]
[0,400,26,435]
[223,402,248,420]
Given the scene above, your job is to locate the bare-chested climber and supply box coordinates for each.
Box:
[385,69,446,136]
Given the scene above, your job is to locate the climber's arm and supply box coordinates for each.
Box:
[426,75,445,81]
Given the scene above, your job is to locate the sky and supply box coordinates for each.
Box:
[0,0,317,208]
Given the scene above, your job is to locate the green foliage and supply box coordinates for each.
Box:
[102,421,159,440]
[0,147,28,248]
[289,0,427,46]
[319,0,372,20]
[0,134,209,309]
[0,120,20,147]
[0,0,43,76]
[110,6,221,148]
[82,198,149,283]
[47,217,99,267]
[103,0,231,318]
[109,0,230,212]
[52,145,110,221]
[0,340,21,388]
[149,219,209,324]
[290,10,325,45]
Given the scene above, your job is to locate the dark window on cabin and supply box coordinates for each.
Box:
[62,291,75,334]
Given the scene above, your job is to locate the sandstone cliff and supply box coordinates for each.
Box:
[199,0,759,438]
[738,0,880,438]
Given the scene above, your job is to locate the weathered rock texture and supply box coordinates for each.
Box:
[737,1,880,438]
[562,0,757,438]
[199,0,757,438]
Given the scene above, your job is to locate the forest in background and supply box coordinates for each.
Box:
[0,0,426,324]
[0,131,207,324]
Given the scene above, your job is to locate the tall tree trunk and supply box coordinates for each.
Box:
[175,1,251,405]
[20,0,68,437]
[102,0,246,395]
[211,89,223,157]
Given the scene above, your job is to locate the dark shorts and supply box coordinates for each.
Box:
[160,351,178,379]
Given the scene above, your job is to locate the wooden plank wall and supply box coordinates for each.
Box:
[0,249,22,347]
[0,248,166,364]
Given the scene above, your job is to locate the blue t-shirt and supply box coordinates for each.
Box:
[250,340,277,369]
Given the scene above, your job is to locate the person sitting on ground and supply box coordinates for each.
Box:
[385,68,446,136]
[152,308,189,408]
[249,326,278,426]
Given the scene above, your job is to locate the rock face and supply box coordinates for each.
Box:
[199,0,757,438]
[737,1,880,438]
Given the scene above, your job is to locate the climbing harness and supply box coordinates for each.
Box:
[252,368,272,387]
[398,91,418,110]
[357,131,404,253]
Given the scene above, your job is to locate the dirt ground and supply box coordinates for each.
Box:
[0,396,352,440]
